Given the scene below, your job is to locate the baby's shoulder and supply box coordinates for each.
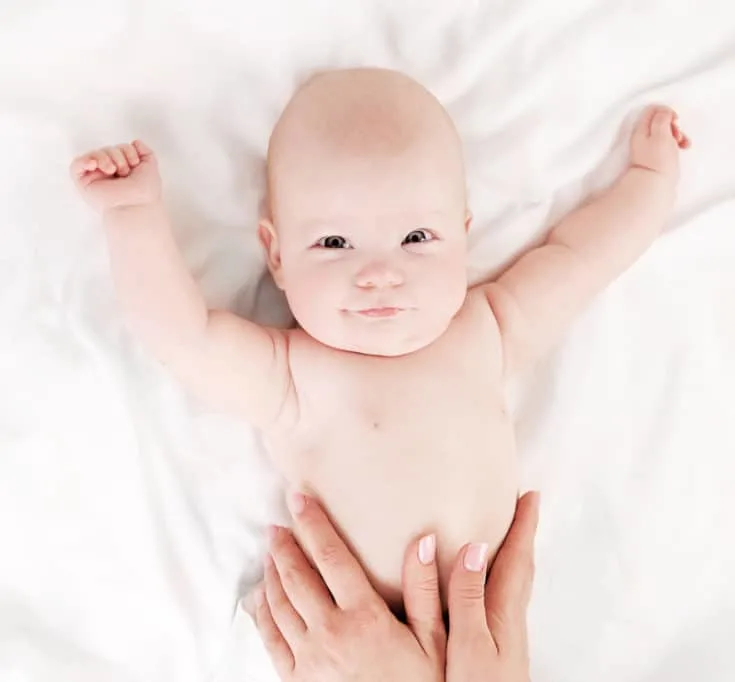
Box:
[282,328,352,386]
[435,289,504,365]
[456,287,502,334]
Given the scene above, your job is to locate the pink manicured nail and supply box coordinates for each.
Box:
[464,543,489,572]
[418,534,436,565]
[287,491,307,516]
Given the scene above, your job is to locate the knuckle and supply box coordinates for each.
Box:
[353,604,383,631]
[415,570,439,595]
[454,579,485,604]
[271,590,290,613]
[430,622,447,653]
[271,527,299,560]
[363,605,393,642]
[278,562,301,591]
[320,614,344,646]
[315,540,341,568]
[266,582,288,610]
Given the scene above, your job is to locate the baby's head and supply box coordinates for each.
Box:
[260,68,471,356]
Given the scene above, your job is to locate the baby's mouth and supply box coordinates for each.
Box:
[353,307,404,318]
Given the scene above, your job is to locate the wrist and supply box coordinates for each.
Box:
[103,199,164,220]
[628,164,677,189]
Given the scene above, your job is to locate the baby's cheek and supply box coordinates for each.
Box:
[285,268,338,326]
[434,259,468,308]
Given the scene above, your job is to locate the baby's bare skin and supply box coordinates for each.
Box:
[71,68,689,609]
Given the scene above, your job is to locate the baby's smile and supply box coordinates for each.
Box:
[349,306,408,319]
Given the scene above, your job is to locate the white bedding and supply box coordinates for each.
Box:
[1,1,734,681]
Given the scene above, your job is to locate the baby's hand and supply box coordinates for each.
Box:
[629,105,690,183]
[70,140,162,213]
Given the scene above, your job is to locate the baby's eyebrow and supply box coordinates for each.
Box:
[300,217,354,231]
[300,209,449,229]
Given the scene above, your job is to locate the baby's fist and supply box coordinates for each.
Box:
[70,140,162,213]
[629,105,690,183]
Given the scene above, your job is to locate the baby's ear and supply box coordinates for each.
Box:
[464,210,473,233]
[258,219,285,290]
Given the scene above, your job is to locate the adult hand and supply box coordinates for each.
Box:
[446,491,540,682]
[250,491,446,682]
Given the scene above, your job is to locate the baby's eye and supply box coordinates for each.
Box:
[402,229,433,245]
[316,235,351,249]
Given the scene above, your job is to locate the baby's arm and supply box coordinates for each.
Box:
[480,105,690,376]
[71,142,293,427]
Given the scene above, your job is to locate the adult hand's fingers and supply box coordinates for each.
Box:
[402,533,446,659]
[485,491,540,657]
[254,584,295,680]
[264,553,307,647]
[269,525,336,628]
[286,492,377,609]
[447,541,493,642]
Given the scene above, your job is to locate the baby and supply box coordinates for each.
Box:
[70,68,689,609]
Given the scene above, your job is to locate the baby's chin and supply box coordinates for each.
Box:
[336,337,432,357]
[304,320,447,357]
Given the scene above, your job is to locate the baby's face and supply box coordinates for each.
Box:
[262,69,470,356]
[268,156,469,356]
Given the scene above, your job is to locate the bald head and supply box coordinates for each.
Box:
[266,68,466,216]
[259,69,471,356]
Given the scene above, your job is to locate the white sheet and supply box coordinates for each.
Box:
[1,1,733,681]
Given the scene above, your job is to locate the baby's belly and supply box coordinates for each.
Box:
[274,415,518,610]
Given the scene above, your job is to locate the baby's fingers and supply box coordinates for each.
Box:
[70,155,98,179]
[652,108,674,135]
[105,146,130,177]
[121,143,140,167]
[78,169,107,187]
[672,121,691,149]
[90,150,116,175]
[635,105,660,138]
[132,139,154,158]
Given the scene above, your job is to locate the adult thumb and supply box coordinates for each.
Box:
[402,534,446,658]
[447,541,493,641]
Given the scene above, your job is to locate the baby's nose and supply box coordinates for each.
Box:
[354,261,404,289]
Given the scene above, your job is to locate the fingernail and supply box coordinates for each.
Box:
[464,543,489,572]
[287,491,307,516]
[418,534,436,565]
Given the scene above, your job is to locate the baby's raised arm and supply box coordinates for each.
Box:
[70,142,294,428]
[479,105,690,376]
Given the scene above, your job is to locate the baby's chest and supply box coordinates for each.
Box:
[271,336,507,482]
[316,361,484,433]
